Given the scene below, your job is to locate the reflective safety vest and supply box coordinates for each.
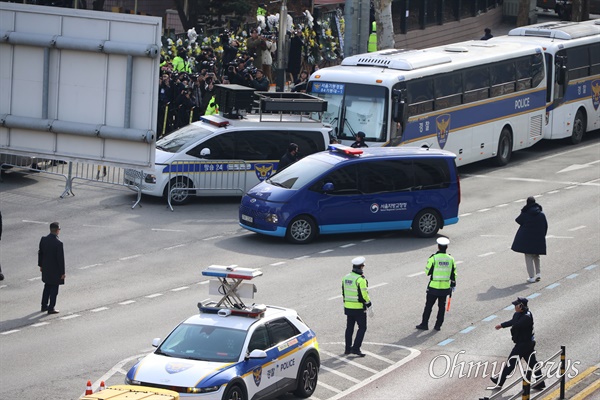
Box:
[342,272,370,309]
[368,22,377,52]
[257,6,267,17]
[204,96,219,115]
[426,253,455,289]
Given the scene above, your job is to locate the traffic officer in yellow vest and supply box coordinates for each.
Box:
[342,256,371,357]
[416,237,456,331]
[367,21,377,52]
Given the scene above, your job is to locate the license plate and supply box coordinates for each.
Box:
[241,214,253,223]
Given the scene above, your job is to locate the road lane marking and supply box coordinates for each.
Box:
[22,220,48,225]
[60,314,80,320]
[478,252,496,257]
[1,330,20,335]
[362,352,394,365]
[438,338,454,346]
[79,263,102,270]
[119,300,135,305]
[28,277,42,281]
[527,293,541,299]
[567,273,579,279]
[460,326,476,334]
[294,255,310,260]
[119,254,141,261]
[320,350,378,373]
[504,305,514,311]
[547,190,560,194]
[477,208,491,212]
[362,239,375,243]
[407,271,425,277]
[482,315,497,322]
[340,243,355,248]
[145,293,163,298]
[32,322,50,327]
[495,204,508,207]
[546,235,574,239]
[91,307,109,312]
[316,381,341,394]
[545,283,560,289]
[203,235,223,241]
[319,249,334,254]
[171,286,189,292]
[152,228,186,232]
[270,262,286,266]
[319,365,361,383]
[568,226,586,231]
[460,213,472,217]
[164,244,185,250]
[585,264,597,270]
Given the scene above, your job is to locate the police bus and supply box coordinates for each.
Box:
[489,20,600,145]
[308,20,599,167]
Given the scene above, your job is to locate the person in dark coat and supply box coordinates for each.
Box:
[287,31,303,83]
[278,143,299,172]
[351,131,369,148]
[490,297,545,391]
[38,222,65,314]
[511,197,548,283]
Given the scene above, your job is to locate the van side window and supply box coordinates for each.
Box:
[413,159,450,190]
[316,165,359,195]
[189,132,234,159]
[290,131,327,156]
[236,131,288,161]
[266,318,300,346]
[359,160,413,193]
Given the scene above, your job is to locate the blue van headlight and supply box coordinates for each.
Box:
[266,214,279,223]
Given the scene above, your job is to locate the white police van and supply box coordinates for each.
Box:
[124,87,333,205]
[125,265,320,399]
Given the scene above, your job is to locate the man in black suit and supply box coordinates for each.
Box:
[38,222,65,314]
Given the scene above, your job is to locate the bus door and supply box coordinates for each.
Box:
[549,50,569,137]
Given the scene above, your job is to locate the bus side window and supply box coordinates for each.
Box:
[407,78,434,116]
[566,45,590,80]
[591,43,600,75]
[516,56,533,92]
[463,66,489,103]
[490,61,516,97]
[434,72,462,110]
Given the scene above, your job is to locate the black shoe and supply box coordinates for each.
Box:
[47,309,59,315]
[416,324,429,330]
[433,326,441,331]
[344,350,351,355]
[41,306,48,312]
[0,273,4,281]
[490,376,502,388]
[351,350,366,357]
[532,382,546,391]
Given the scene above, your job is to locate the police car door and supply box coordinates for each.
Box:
[244,324,280,399]
[265,318,303,393]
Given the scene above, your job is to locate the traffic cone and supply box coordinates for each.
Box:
[99,381,106,391]
[85,380,93,395]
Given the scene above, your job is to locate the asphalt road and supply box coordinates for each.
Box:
[0,133,599,400]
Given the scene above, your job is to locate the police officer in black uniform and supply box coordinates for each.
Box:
[351,131,369,148]
[491,297,546,390]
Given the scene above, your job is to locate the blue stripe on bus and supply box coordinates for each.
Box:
[401,89,546,143]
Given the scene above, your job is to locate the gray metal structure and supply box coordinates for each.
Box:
[343,0,371,57]
[0,3,162,168]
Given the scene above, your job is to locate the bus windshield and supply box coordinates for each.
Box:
[308,82,388,144]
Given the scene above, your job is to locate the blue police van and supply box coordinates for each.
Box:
[239,145,461,244]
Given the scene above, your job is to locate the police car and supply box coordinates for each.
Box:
[125,266,320,399]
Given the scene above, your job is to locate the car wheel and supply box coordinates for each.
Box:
[286,215,317,244]
[412,209,441,238]
[494,128,512,166]
[294,355,318,398]
[165,177,193,205]
[570,109,586,145]
[223,384,245,400]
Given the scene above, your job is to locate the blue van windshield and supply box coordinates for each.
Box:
[269,158,332,189]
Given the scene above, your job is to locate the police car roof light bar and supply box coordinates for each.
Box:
[328,144,363,156]
[200,265,265,318]
[200,115,230,127]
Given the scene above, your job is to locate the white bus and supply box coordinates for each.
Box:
[490,20,600,144]
[308,40,547,166]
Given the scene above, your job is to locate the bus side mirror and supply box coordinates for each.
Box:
[557,65,568,86]
[392,89,408,124]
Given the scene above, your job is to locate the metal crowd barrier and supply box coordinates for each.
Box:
[166,159,248,211]
[0,155,144,209]
[480,346,567,400]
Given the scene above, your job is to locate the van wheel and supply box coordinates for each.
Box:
[164,177,193,205]
[495,128,512,166]
[571,109,586,144]
[223,384,245,400]
[294,355,318,398]
[412,209,441,238]
[286,216,317,244]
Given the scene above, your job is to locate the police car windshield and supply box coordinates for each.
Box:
[157,323,247,363]
[270,157,331,189]
[156,124,214,153]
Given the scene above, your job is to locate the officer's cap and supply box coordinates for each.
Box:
[512,297,528,307]
[351,256,365,267]
[437,237,450,246]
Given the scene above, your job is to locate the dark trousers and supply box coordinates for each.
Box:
[42,283,59,310]
[421,292,447,328]
[498,341,542,386]
[345,312,367,352]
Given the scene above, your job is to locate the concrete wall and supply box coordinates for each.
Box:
[393,7,504,50]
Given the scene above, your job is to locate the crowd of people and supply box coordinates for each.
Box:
[156,8,344,137]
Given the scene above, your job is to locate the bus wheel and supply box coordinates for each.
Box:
[495,128,512,166]
[286,215,317,244]
[412,209,441,238]
[165,177,193,205]
[571,109,586,145]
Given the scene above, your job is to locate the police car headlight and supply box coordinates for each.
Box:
[144,174,157,184]
[187,385,220,394]
[266,214,278,223]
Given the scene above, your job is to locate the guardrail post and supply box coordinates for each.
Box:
[522,368,531,399]
[560,345,566,399]
[60,161,75,198]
